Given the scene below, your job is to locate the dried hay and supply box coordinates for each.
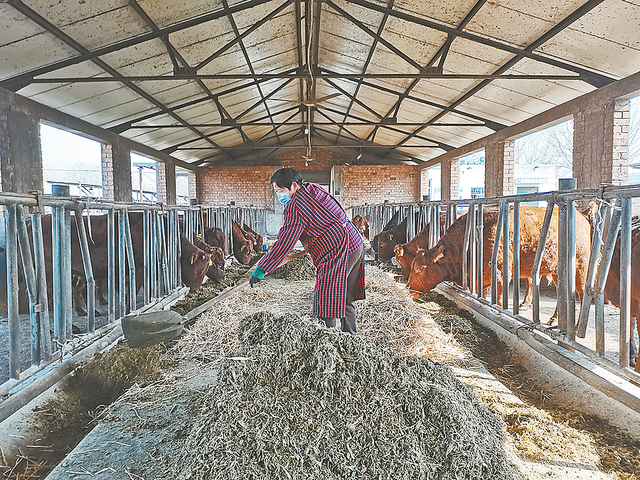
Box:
[420,291,640,479]
[269,253,316,280]
[1,456,48,480]
[176,266,466,364]
[174,312,523,480]
[171,253,264,316]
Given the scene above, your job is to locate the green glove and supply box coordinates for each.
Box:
[250,266,265,287]
[252,266,266,280]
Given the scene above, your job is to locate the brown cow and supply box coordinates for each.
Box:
[243,223,264,252]
[232,221,253,264]
[179,234,212,292]
[352,215,370,239]
[602,216,640,370]
[394,227,429,278]
[193,235,226,283]
[204,227,226,252]
[407,206,591,323]
[376,217,409,263]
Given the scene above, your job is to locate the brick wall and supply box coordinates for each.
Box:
[198,163,420,208]
[199,166,274,206]
[342,165,419,208]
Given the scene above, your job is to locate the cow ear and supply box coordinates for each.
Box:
[434,245,445,262]
[395,246,404,257]
[389,234,393,240]
[190,253,198,265]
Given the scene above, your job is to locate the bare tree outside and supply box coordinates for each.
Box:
[514,119,573,181]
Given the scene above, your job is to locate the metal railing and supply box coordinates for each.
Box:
[353,183,640,383]
[0,192,272,396]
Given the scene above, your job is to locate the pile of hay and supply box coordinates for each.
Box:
[176,266,465,364]
[172,253,264,315]
[174,312,522,480]
[269,253,316,280]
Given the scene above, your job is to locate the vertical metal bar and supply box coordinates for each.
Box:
[32,212,52,361]
[594,199,622,356]
[619,197,632,368]
[123,213,137,312]
[577,203,607,337]
[490,203,505,306]
[7,204,21,379]
[557,199,568,332]
[512,202,520,315]
[74,209,96,333]
[476,205,484,298]
[143,210,150,304]
[64,208,72,340]
[108,209,116,323]
[150,213,158,299]
[469,204,477,296]
[52,207,64,343]
[532,201,555,324]
[118,211,126,319]
[461,203,474,291]
[158,212,170,294]
[16,207,40,364]
[566,198,577,339]
[502,201,510,311]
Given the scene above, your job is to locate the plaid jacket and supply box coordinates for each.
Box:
[257,183,365,318]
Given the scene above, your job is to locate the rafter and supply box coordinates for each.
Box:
[6,0,236,161]
[387,0,612,155]
[0,0,276,91]
[344,0,615,88]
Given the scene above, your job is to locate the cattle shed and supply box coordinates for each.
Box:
[2,0,640,479]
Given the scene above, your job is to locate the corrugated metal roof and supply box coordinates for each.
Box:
[1,0,639,168]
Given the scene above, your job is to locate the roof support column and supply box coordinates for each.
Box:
[0,105,43,194]
[102,140,132,202]
[440,157,459,200]
[573,99,629,188]
[157,162,176,205]
[485,140,514,198]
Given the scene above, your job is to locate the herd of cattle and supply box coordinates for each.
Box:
[13,212,264,318]
[353,204,640,372]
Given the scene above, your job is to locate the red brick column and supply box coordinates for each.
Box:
[440,158,460,200]
[573,99,629,188]
[157,162,176,205]
[485,141,514,197]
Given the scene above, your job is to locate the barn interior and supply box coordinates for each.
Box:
[2,0,640,478]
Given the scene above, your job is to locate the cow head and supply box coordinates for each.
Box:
[206,246,226,283]
[407,245,450,295]
[182,250,212,292]
[394,244,415,279]
[377,232,396,263]
[237,240,253,265]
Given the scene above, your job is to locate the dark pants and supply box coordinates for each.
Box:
[322,244,364,335]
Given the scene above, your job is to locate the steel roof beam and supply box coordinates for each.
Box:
[387,0,611,154]
[6,0,236,161]
[366,0,489,144]
[107,69,298,134]
[335,0,395,143]
[344,0,616,87]
[195,0,293,71]
[28,73,585,83]
[127,122,485,128]
[0,0,277,91]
